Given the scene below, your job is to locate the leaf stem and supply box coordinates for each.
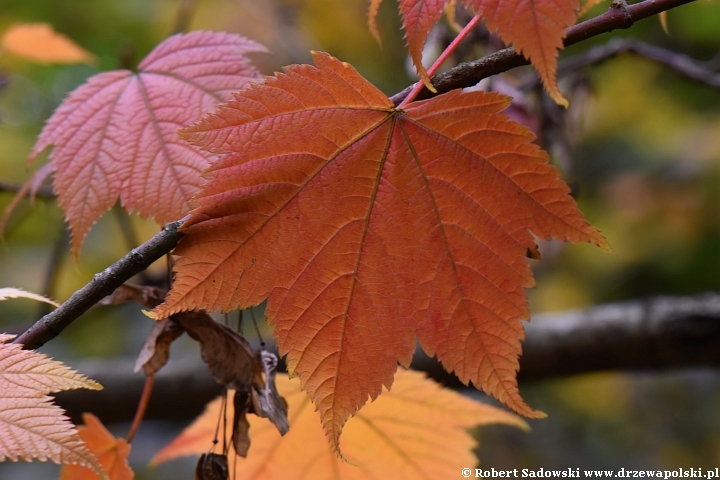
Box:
[13,218,185,350]
[125,374,155,443]
[391,0,698,105]
[398,15,481,108]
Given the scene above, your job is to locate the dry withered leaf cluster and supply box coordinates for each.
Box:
[174,312,289,457]
[103,284,289,458]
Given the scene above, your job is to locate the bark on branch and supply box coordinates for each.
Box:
[523,38,720,90]
[56,293,720,423]
[13,219,185,350]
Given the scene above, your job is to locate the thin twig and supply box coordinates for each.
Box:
[390,0,698,105]
[112,204,140,252]
[36,224,68,318]
[522,38,720,90]
[171,0,198,34]
[0,180,54,198]
[399,15,482,108]
[13,219,185,350]
[125,374,155,443]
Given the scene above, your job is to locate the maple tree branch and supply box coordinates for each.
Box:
[413,293,720,385]
[523,38,720,90]
[517,293,720,380]
[13,219,185,350]
[55,293,720,423]
[390,0,699,105]
[171,0,199,34]
[0,179,54,198]
[36,225,69,318]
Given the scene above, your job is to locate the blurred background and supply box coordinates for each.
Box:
[0,0,718,478]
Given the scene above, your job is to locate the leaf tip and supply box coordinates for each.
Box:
[368,0,384,46]
[589,229,611,252]
[553,92,569,108]
[597,238,612,253]
[85,378,104,391]
[411,55,437,95]
[659,11,670,36]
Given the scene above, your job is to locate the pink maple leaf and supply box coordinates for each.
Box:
[30,31,267,257]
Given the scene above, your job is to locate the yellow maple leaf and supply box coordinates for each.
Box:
[153,369,529,479]
[1,23,96,64]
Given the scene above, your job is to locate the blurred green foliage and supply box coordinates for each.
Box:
[0,0,718,478]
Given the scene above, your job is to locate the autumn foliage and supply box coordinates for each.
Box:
[2,0,669,474]
[28,31,267,256]
[369,0,578,104]
[0,334,105,478]
[59,414,132,480]
[1,23,96,65]
[153,371,529,479]
[152,50,606,450]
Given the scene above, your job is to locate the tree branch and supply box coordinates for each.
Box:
[390,0,698,105]
[55,293,720,423]
[0,179,54,198]
[522,38,720,90]
[415,292,720,385]
[13,219,185,350]
[12,0,696,351]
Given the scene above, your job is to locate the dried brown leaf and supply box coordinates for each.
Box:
[175,312,256,392]
[100,284,165,309]
[134,318,184,375]
[175,313,289,454]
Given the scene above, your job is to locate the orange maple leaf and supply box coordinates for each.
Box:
[466,0,578,106]
[152,370,529,478]
[368,0,577,105]
[28,31,267,257]
[0,335,107,479]
[1,23,96,64]
[153,51,607,451]
[369,0,447,91]
[59,414,133,480]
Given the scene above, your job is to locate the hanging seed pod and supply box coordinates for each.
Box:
[195,453,229,480]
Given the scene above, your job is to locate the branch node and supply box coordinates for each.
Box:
[609,0,634,28]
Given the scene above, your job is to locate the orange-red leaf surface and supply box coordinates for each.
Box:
[0,335,106,478]
[153,52,607,451]
[29,31,266,257]
[59,414,133,480]
[1,23,96,64]
[465,0,577,106]
[153,371,528,479]
[368,0,577,105]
